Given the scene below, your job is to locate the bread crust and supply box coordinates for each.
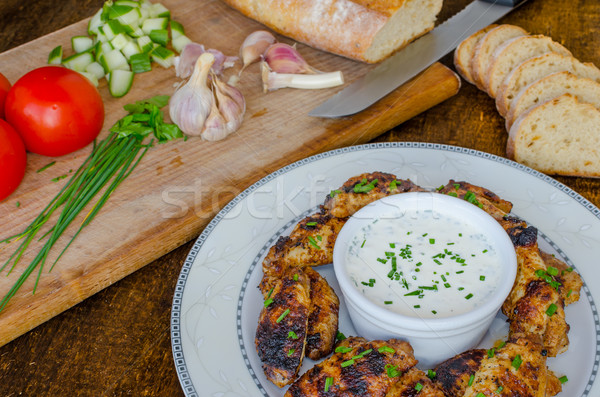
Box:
[453,24,498,85]
[220,0,442,63]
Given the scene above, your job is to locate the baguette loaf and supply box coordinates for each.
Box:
[453,24,498,85]
[496,52,600,116]
[506,71,600,130]
[220,0,443,63]
[469,24,528,90]
[507,94,600,177]
[485,35,572,97]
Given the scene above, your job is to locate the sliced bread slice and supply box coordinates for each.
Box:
[507,94,600,177]
[484,35,572,97]
[506,71,600,129]
[454,24,498,85]
[469,24,528,90]
[496,52,600,116]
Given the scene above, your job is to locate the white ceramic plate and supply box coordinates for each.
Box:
[171,143,600,397]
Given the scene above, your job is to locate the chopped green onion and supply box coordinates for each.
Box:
[429,238,435,244]
[293,273,298,281]
[276,308,290,323]
[305,221,317,227]
[465,293,474,300]
[263,298,273,307]
[335,346,353,353]
[36,161,56,173]
[487,348,495,358]
[389,179,398,191]
[378,346,395,354]
[480,275,485,281]
[341,359,354,368]
[288,331,298,339]
[468,374,475,386]
[427,369,436,379]
[496,386,504,393]
[511,354,522,370]
[415,382,423,392]
[330,189,341,197]
[405,290,422,296]
[324,377,333,392]
[546,303,558,316]
[384,301,393,305]
[353,178,378,193]
[559,375,568,384]
[361,239,366,248]
[385,364,402,378]
[547,266,559,276]
[287,348,295,356]
[336,331,346,341]
[307,236,321,250]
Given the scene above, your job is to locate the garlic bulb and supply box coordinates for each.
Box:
[263,43,319,74]
[169,52,215,136]
[239,30,276,74]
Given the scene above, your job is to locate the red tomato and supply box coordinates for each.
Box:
[5,66,104,157]
[0,72,10,119]
[0,119,27,201]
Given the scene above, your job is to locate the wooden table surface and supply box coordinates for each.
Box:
[1,0,598,395]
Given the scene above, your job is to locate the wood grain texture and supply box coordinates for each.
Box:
[0,0,598,396]
[0,0,459,349]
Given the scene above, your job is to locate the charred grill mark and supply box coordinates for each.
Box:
[506,225,538,247]
[434,349,486,396]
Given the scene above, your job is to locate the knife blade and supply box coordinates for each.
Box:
[308,0,529,118]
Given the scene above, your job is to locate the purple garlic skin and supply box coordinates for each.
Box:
[263,43,318,74]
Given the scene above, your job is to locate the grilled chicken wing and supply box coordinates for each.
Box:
[304,267,340,360]
[540,250,582,305]
[324,172,425,218]
[438,180,582,357]
[285,337,418,397]
[260,208,347,294]
[255,268,311,387]
[386,367,446,397]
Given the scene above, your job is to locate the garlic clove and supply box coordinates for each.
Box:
[261,61,344,92]
[239,30,277,74]
[174,43,238,78]
[169,52,215,136]
[201,91,229,141]
[263,42,319,74]
[212,74,246,135]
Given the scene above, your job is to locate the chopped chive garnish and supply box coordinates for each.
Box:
[378,346,395,354]
[480,275,485,281]
[36,161,56,173]
[353,178,378,193]
[307,236,321,249]
[264,298,273,307]
[377,258,388,264]
[414,305,420,308]
[465,293,474,300]
[389,179,398,191]
[389,243,396,248]
[293,273,298,281]
[405,290,422,296]
[330,189,341,197]
[324,377,333,392]
[497,341,506,348]
[487,348,495,358]
[427,369,436,379]
[546,303,558,316]
[335,346,353,353]
[385,364,402,378]
[547,266,559,276]
[266,287,274,299]
[511,354,522,370]
[434,259,442,265]
[444,283,451,288]
[336,332,346,341]
[288,331,298,339]
[559,375,568,384]
[316,235,322,241]
[429,238,435,244]
[496,386,504,393]
[287,348,295,356]
[361,239,366,248]
[305,221,317,227]
[51,174,69,182]
[415,382,423,392]
[384,301,393,305]
[468,374,475,386]
[276,309,290,323]
[476,393,485,397]
[341,359,354,368]
[15,201,20,208]
[456,270,464,274]
[431,310,437,314]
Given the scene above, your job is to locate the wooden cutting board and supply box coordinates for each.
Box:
[0,0,460,347]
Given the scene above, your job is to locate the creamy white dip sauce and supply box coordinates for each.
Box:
[346,209,503,318]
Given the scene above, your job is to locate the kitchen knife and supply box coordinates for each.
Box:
[309,0,529,118]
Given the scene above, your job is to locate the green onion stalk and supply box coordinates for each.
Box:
[0,95,182,312]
